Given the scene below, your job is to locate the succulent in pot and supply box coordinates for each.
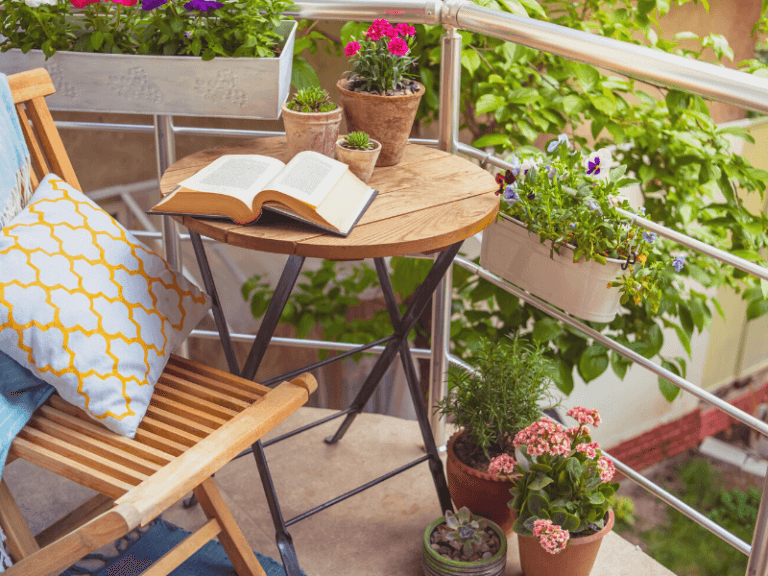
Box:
[433,335,558,534]
[337,19,423,167]
[335,131,381,184]
[281,86,343,159]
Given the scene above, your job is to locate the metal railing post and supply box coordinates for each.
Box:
[746,470,768,575]
[429,26,462,450]
[153,114,188,357]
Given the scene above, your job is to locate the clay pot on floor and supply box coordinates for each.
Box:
[335,78,424,167]
[422,514,507,576]
[335,137,381,183]
[281,103,343,159]
[446,430,517,536]
[517,509,615,576]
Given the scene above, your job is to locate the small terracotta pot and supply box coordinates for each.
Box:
[446,431,517,536]
[517,509,615,576]
[335,78,424,167]
[335,137,381,183]
[422,514,507,576]
[281,103,343,159]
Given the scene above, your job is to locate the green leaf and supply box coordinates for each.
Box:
[461,48,481,76]
[291,56,319,90]
[578,345,609,383]
[526,493,549,517]
[516,0,547,17]
[90,31,105,51]
[610,351,629,380]
[528,473,554,490]
[572,62,600,92]
[475,94,506,115]
[762,279,768,301]
[747,298,768,321]
[497,0,529,16]
[562,95,585,116]
[587,492,606,504]
[562,513,580,532]
[659,378,681,402]
[529,463,553,474]
[513,514,534,536]
[565,457,582,483]
[533,318,560,343]
[473,133,509,148]
[552,358,574,395]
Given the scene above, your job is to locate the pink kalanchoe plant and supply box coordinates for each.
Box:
[490,407,619,554]
[344,19,418,94]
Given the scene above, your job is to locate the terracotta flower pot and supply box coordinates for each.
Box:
[335,137,381,183]
[422,514,507,576]
[335,78,424,167]
[446,431,517,536]
[517,509,615,576]
[281,103,343,159]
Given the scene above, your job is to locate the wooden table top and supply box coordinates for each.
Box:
[159,137,499,260]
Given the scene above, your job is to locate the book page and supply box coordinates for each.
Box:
[264,151,348,209]
[179,155,285,203]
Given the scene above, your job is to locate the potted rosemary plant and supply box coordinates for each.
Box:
[0,0,296,118]
[491,407,618,576]
[281,86,342,158]
[480,134,684,322]
[338,19,423,167]
[422,506,507,576]
[433,335,558,535]
[335,131,381,183]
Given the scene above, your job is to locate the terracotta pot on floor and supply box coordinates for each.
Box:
[446,430,517,536]
[517,509,615,576]
[335,78,424,167]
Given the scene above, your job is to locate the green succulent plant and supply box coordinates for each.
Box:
[342,131,375,150]
[286,86,337,113]
[443,507,490,557]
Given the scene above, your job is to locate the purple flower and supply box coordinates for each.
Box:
[673,256,686,272]
[503,184,520,206]
[569,223,577,230]
[642,231,657,243]
[587,156,601,176]
[184,0,222,11]
[586,199,600,212]
[142,0,168,9]
[547,133,570,153]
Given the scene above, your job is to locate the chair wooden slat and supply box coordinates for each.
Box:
[153,382,239,420]
[162,363,262,403]
[167,354,270,395]
[27,416,161,476]
[23,96,80,190]
[148,393,228,431]
[144,403,215,438]
[7,68,55,104]
[159,371,252,411]
[34,493,115,549]
[0,480,39,560]
[17,427,148,486]
[9,437,133,499]
[14,103,44,189]
[141,518,223,576]
[137,414,202,447]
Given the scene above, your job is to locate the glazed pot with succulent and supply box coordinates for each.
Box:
[491,407,619,576]
[422,506,507,576]
[337,18,423,167]
[480,134,686,323]
[281,86,343,158]
[335,131,381,183]
[0,0,296,118]
[433,335,559,535]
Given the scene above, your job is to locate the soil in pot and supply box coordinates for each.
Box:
[429,523,502,563]
[446,431,517,536]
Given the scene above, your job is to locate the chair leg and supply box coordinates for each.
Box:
[0,479,39,561]
[193,477,266,576]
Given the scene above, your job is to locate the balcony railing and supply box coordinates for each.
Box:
[52,1,768,574]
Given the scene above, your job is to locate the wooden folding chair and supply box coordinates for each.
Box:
[0,68,317,576]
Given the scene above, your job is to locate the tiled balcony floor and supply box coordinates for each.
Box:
[5,407,676,576]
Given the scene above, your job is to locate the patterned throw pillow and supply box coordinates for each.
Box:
[0,175,211,438]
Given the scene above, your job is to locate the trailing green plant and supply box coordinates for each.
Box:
[285,86,337,113]
[341,131,375,150]
[0,0,293,60]
[442,506,491,557]
[638,458,760,576]
[611,496,636,530]
[433,335,559,461]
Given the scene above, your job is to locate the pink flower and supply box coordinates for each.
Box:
[387,37,409,56]
[488,454,518,478]
[565,426,589,441]
[567,407,602,427]
[345,41,361,57]
[111,0,138,4]
[395,22,417,36]
[532,519,570,554]
[513,418,571,457]
[576,442,600,459]
[597,456,615,482]
[366,18,393,41]
[70,0,100,6]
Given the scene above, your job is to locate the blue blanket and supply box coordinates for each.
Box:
[0,72,32,229]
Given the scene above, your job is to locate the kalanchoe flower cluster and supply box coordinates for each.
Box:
[532,519,570,554]
[487,453,519,478]
[597,456,616,482]
[566,406,602,427]
[344,19,418,94]
[513,417,571,456]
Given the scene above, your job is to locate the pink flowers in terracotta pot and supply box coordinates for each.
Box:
[489,407,619,554]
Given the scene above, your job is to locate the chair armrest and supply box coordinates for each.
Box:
[116,373,316,525]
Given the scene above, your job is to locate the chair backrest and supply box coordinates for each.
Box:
[7,68,81,195]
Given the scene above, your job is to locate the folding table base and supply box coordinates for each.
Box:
[188,229,458,576]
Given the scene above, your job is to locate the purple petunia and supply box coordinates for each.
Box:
[503,184,520,206]
[142,0,168,9]
[642,231,657,243]
[673,255,686,272]
[184,0,223,11]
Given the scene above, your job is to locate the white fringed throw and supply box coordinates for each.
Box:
[0,72,32,229]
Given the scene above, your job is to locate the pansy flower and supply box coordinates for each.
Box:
[673,255,686,272]
[546,133,570,153]
[495,169,517,196]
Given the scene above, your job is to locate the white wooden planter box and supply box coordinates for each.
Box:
[0,20,296,119]
[480,214,625,323]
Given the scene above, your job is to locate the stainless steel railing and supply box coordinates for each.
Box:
[53,0,768,573]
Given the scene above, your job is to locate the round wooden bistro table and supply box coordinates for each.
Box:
[159,136,498,576]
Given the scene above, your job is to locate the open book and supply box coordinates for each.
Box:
[149,151,378,237]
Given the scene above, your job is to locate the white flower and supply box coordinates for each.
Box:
[584,148,613,182]
[25,0,57,6]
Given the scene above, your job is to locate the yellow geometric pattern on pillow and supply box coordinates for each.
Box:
[0,179,207,423]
